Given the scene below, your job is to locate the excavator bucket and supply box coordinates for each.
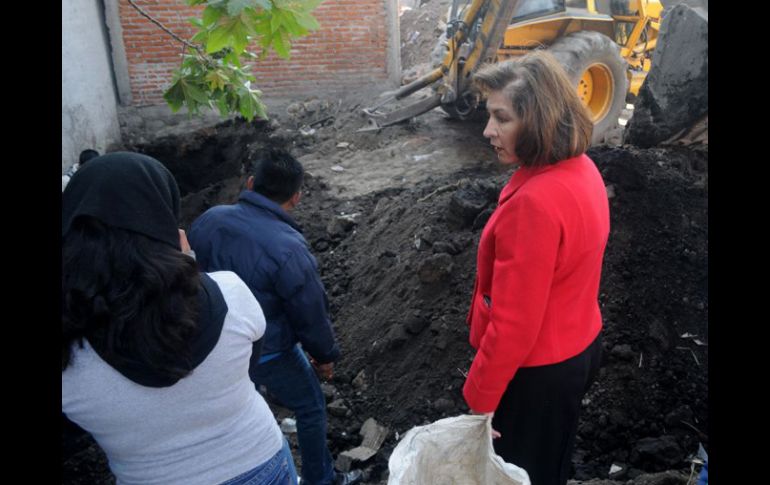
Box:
[361,0,522,129]
[358,67,446,131]
[358,94,443,132]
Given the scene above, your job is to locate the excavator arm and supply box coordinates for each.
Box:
[361,0,522,131]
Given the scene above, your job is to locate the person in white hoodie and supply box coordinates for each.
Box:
[62,151,297,485]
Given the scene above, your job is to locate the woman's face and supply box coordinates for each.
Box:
[483,90,520,165]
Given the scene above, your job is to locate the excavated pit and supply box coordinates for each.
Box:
[63,111,707,484]
[63,1,708,482]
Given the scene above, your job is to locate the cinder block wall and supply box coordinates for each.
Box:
[118,0,398,106]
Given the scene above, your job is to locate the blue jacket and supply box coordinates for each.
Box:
[189,190,340,363]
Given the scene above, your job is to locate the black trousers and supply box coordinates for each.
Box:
[492,333,603,485]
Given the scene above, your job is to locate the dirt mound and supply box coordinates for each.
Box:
[63,112,707,483]
[290,145,708,482]
[399,0,452,82]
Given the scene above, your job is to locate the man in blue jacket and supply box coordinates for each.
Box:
[189,148,362,485]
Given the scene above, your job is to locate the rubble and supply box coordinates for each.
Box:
[280,418,297,434]
[417,253,453,284]
[335,418,390,472]
[327,399,351,418]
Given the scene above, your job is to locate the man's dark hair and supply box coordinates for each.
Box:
[62,216,201,379]
[79,149,100,166]
[249,148,304,204]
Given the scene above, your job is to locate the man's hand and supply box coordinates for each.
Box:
[310,358,334,381]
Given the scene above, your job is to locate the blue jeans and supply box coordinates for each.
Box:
[221,438,298,485]
[250,344,335,485]
[697,459,708,485]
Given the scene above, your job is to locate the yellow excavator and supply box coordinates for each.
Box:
[363,0,663,143]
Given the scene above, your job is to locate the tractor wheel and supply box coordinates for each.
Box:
[440,93,478,120]
[548,31,629,145]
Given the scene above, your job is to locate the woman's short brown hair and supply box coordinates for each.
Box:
[473,50,593,167]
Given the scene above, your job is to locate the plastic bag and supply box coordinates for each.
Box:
[388,414,531,485]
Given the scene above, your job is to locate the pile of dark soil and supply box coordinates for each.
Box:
[289,144,708,482]
[62,113,707,484]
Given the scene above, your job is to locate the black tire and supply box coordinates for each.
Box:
[440,97,477,120]
[439,77,481,120]
[548,31,629,145]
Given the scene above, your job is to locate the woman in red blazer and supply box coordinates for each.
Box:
[463,51,609,485]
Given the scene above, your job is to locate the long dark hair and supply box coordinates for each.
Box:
[62,216,201,380]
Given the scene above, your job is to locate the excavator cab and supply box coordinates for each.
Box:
[513,0,564,21]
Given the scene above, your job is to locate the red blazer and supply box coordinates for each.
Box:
[463,154,610,412]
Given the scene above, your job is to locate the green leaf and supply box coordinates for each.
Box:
[207,16,249,54]
[231,17,250,53]
[240,13,258,37]
[170,0,319,120]
[225,0,254,16]
[300,0,323,12]
[259,31,273,48]
[272,31,290,58]
[228,90,240,111]
[164,80,186,112]
[242,87,267,121]
[272,0,296,10]
[274,0,321,12]
[252,17,272,36]
[183,80,211,104]
[206,70,229,90]
[238,90,257,120]
[216,95,230,116]
[207,26,231,53]
[294,11,319,31]
[280,14,306,37]
[202,6,223,26]
[225,50,242,67]
[270,11,283,33]
[181,54,203,71]
[256,104,268,120]
[191,29,209,43]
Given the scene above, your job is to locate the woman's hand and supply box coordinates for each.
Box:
[473,410,502,438]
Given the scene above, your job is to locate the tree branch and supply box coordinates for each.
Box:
[126,0,204,56]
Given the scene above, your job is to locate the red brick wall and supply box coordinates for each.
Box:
[119,0,391,106]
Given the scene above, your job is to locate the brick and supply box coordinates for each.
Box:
[119,0,389,105]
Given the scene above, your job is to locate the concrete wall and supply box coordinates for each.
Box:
[62,0,122,172]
